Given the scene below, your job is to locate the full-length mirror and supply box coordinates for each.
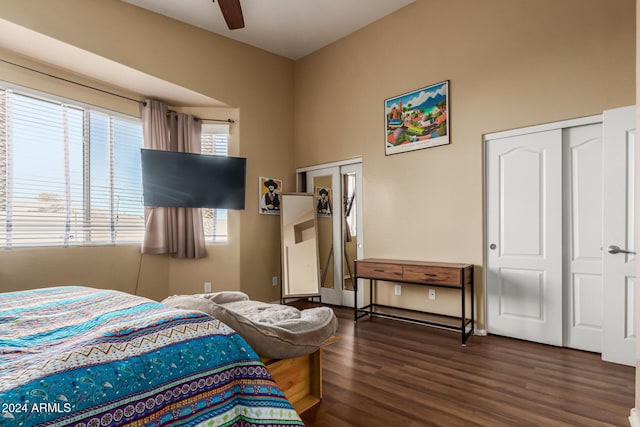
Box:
[281,193,321,299]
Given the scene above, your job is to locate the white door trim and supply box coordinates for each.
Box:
[485,115,602,141]
[296,157,363,173]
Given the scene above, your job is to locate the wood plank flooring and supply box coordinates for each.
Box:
[300,306,635,427]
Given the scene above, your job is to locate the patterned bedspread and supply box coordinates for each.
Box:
[0,286,304,427]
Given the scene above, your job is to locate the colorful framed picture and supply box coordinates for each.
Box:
[315,187,332,217]
[259,177,282,215]
[385,80,450,155]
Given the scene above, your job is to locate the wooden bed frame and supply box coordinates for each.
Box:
[262,337,336,414]
[263,349,322,413]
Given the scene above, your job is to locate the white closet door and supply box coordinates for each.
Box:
[486,130,563,345]
[563,123,604,353]
[602,106,637,366]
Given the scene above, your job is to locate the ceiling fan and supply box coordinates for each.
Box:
[213,0,245,30]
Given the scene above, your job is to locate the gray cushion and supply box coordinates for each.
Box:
[161,292,338,359]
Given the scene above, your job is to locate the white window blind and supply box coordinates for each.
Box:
[0,86,145,248]
[200,129,228,243]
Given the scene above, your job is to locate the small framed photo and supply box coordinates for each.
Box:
[315,187,332,217]
[385,80,450,155]
[259,177,282,215]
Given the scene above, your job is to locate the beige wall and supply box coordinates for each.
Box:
[0,0,295,302]
[294,0,636,327]
[0,245,169,301]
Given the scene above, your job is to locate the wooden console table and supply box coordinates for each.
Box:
[354,258,474,345]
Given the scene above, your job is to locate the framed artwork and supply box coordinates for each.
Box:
[315,187,332,217]
[259,177,282,215]
[385,80,450,155]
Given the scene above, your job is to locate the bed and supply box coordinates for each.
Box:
[0,286,304,427]
[162,292,338,360]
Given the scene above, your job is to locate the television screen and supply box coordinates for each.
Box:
[141,149,246,209]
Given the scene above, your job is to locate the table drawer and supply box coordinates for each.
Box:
[356,262,402,281]
[403,266,462,287]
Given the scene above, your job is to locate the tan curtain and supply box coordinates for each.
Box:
[140,100,207,259]
[169,111,207,259]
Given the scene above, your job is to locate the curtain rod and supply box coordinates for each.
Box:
[1,58,235,124]
[165,108,234,124]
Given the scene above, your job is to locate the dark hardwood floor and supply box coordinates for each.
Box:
[300,306,635,427]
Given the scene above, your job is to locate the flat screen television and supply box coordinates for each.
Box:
[141,148,246,209]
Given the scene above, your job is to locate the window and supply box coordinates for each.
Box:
[0,85,145,248]
[200,126,229,243]
[0,84,231,248]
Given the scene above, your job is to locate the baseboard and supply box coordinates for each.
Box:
[474,329,487,336]
[629,408,640,427]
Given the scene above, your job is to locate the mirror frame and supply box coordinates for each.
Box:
[280,192,321,299]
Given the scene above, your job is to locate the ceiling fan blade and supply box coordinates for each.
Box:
[216,0,245,30]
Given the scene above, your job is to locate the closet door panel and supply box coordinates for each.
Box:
[486,129,563,346]
[563,123,603,352]
[499,148,544,258]
[602,106,637,366]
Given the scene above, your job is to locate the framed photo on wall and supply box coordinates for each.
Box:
[385,80,450,155]
[259,177,282,215]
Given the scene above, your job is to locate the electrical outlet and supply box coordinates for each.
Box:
[428,288,436,300]
[394,284,402,296]
[272,276,278,287]
[204,281,212,293]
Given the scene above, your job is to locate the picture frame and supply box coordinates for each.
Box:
[259,176,282,215]
[315,187,332,217]
[385,80,450,155]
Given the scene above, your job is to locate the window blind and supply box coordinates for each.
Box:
[201,131,229,242]
[0,86,145,248]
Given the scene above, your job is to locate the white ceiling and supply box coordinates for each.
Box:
[122,0,415,60]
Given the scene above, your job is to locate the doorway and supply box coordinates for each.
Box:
[485,107,636,365]
[298,159,363,307]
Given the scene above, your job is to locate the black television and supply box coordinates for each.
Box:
[140,149,246,209]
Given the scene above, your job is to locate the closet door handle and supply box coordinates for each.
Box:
[607,245,636,255]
